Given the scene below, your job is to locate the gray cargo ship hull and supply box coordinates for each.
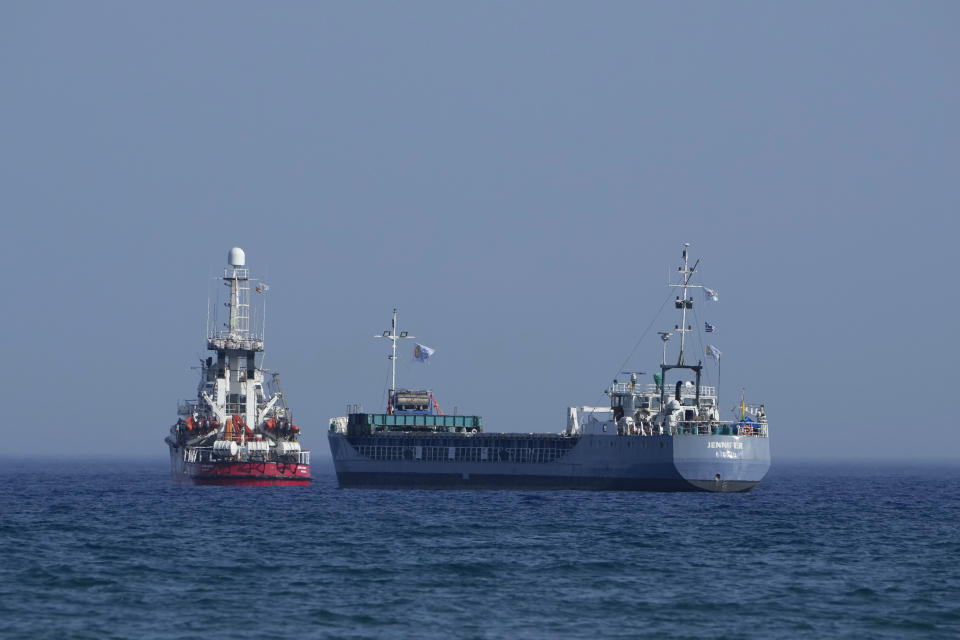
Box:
[328,432,770,492]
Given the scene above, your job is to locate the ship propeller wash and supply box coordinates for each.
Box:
[328,245,770,491]
[166,248,310,485]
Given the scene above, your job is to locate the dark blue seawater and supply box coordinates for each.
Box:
[1,459,958,639]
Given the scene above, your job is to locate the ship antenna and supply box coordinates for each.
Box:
[259,285,268,371]
[376,308,414,411]
[658,331,673,365]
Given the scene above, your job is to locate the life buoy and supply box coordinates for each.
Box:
[741,425,753,436]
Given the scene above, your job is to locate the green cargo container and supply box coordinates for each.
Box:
[346,412,482,435]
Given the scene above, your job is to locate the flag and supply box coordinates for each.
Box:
[706,345,721,361]
[256,282,270,294]
[413,343,435,362]
[704,288,718,302]
[705,322,715,333]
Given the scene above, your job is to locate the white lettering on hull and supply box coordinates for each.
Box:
[707,441,743,459]
[707,441,744,450]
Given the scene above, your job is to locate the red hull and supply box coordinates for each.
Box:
[171,452,311,486]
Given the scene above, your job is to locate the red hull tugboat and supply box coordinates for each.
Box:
[166,247,310,486]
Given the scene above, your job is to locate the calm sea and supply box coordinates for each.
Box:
[0,459,957,639]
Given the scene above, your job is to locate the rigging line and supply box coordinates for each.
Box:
[685,258,700,285]
[612,289,674,381]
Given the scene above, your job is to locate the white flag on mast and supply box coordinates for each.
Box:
[413,344,435,362]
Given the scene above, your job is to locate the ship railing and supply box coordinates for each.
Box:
[206,336,265,352]
[351,442,577,464]
[610,383,717,397]
[186,446,312,464]
[184,447,215,463]
[669,421,768,437]
[178,400,203,416]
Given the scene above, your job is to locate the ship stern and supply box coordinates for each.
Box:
[672,434,770,492]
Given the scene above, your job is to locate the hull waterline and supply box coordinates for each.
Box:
[169,447,311,486]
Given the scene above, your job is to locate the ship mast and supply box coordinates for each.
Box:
[214,248,257,346]
[660,243,705,418]
[673,243,699,365]
[205,247,264,428]
[376,308,413,411]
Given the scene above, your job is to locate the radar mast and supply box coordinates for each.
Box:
[375,308,414,413]
[660,243,707,421]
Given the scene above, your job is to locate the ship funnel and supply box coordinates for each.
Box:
[228,247,246,267]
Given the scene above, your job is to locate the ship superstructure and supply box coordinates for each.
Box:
[328,245,769,492]
[166,247,310,486]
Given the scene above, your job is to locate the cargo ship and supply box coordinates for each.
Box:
[328,245,770,492]
[166,248,310,486]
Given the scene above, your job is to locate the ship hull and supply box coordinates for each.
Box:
[169,446,311,486]
[328,432,769,493]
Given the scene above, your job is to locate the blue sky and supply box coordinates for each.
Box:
[2,2,958,462]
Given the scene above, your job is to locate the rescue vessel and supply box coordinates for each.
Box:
[328,245,770,492]
[166,247,310,486]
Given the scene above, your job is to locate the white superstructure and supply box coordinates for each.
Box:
[167,248,308,467]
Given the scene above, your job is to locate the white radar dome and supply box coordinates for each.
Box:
[228,247,246,267]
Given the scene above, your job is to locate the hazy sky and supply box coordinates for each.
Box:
[2,2,958,463]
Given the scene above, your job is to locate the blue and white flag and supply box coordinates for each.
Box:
[705,322,716,333]
[706,345,721,362]
[704,288,719,302]
[413,343,435,362]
